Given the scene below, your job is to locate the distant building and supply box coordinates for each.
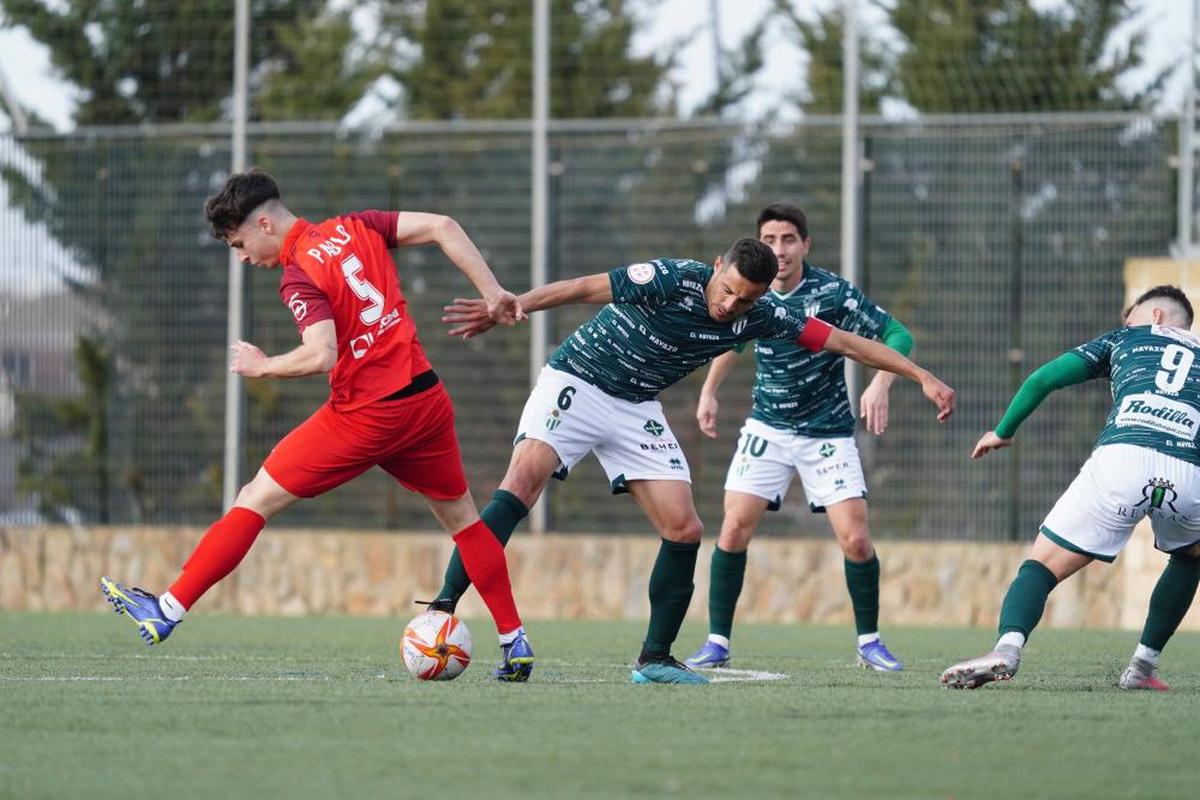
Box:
[0,290,94,519]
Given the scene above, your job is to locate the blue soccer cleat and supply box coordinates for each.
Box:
[494,631,535,682]
[685,639,730,670]
[100,577,177,646]
[631,655,710,684]
[857,638,903,672]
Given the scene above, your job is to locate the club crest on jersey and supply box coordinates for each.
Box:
[627,263,655,285]
[545,409,563,431]
[732,318,748,336]
[804,301,821,318]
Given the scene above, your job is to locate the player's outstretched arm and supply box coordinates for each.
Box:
[822,327,955,422]
[231,320,337,378]
[859,318,914,436]
[443,273,613,340]
[971,352,1093,458]
[394,212,525,327]
[697,350,740,438]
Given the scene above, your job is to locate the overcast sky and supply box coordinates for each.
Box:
[0,0,1193,130]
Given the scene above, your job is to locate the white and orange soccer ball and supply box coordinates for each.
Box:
[401,610,473,681]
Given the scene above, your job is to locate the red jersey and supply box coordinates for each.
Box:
[278,211,433,411]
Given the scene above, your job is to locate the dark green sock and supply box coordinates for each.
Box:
[641,538,700,660]
[844,555,881,636]
[1139,554,1200,651]
[708,546,747,640]
[435,489,529,605]
[997,559,1059,640]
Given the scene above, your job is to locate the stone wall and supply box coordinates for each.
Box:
[3,522,1198,631]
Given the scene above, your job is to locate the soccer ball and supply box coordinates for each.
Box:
[401,610,473,681]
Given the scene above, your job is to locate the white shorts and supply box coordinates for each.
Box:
[515,366,691,493]
[1041,443,1200,562]
[723,418,867,512]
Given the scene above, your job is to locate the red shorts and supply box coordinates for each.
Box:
[263,382,469,500]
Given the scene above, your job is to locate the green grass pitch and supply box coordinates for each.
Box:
[3,612,1199,799]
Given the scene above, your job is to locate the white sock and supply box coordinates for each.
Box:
[158,591,186,623]
[1134,643,1161,666]
[996,631,1026,651]
[857,632,880,648]
[498,626,524,646]
[707,634,730,649]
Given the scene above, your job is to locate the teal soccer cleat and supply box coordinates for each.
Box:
[631,655,710,684]
[494,631,535,682]
[100,577,177,646]
[857,639,904,672]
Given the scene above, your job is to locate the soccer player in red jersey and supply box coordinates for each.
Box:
[101,169,535,681]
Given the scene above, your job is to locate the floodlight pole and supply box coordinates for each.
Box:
[709,0,723,89]
[223,0,250,510]
[1180,0,1199,258]
[840,0,862,402]
[529,0,550,534]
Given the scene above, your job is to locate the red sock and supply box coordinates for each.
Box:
[168,507,266,609]
[453,519,522,634]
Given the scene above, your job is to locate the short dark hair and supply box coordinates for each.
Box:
[204,168,282,238]
[1128,285,1195,327]
[723,238,778,286]
[756,203,809,240]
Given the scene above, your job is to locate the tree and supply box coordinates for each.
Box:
[379,0,671,120]
[13,335,112,522]
[0,0,374,124]
[773,1,890,115]
[884,0,1168,113]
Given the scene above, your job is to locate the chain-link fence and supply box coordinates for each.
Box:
[0,113,1176,538]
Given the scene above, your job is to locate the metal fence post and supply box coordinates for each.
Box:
[1007,147,1025,541]
[529,0,550,533]
[1179,0,1199,258]
[841,0,862,404]
[222,0,250,511]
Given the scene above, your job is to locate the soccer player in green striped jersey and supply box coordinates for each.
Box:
[941,286,1200,690]
[432,238,955,683]
[685,203,915,672]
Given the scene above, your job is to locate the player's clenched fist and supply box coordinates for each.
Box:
[230,340,269,377]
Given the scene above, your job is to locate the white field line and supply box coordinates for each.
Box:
[706,667,788,683]
[0,651,289,662]
[1,666,788,684]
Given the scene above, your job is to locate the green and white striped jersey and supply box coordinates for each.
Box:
[750,263,892,436]
[547,258,817,403]
[1075,324,1200,466]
